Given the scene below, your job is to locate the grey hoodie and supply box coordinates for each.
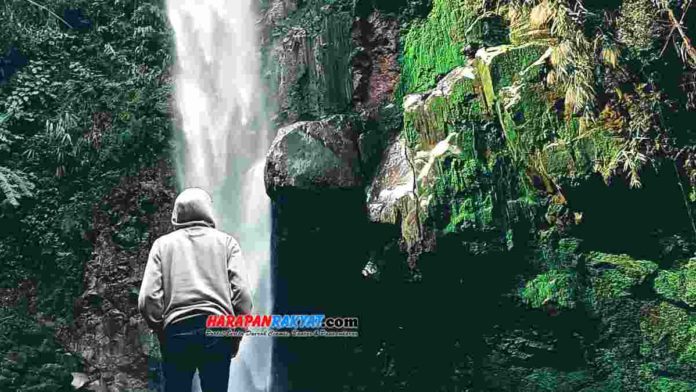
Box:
[138,188,253,332]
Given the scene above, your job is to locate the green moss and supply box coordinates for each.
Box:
[640,302,696,364]
[543,144,575,178]
[475,44,548,109]
[648,377,695,392]
[587,252,658,300]
[520,269,576,309]
[533,236,583,270]
[403,66,485,149]
[654,260,696,307]
[519,368,592,392]
[558,238,581,259]
[444,190,494,233]
[427,119,502,234]
[400,0,482,95]
[579,127,625,183]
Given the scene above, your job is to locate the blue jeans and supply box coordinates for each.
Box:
[161,315,237,392]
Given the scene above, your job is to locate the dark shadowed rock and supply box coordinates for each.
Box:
[58,160,175,391]
[271,26,310,125]
[269,7,353,125]
[351,11,400,120]
[265,115,362,195]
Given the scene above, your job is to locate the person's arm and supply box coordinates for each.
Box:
[138,239,165,333]
[227,237,253,315]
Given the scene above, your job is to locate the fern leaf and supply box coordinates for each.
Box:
[0,166,35,207]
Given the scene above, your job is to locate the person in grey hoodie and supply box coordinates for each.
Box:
[138,187,253,392]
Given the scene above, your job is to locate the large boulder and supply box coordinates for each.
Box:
[264,116,362,195]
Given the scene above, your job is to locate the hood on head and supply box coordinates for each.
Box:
[171,187,216,229]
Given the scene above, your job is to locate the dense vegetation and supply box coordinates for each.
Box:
[1,0,695,390]
[267,0,696,390]
[0,1,173,389]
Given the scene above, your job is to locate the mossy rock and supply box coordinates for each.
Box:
[442,190,494,233]
[639,301,696,364]
[654,259,696,307]
[400,0,480,95]
[586,252,658,301]
[403,66,486,148]
[272,7,353,121]
[264,116,363,194]
[520,269,577,310]
[475,44,549,109]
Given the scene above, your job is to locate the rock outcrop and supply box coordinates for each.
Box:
[351,11,400,120]
[262,0,696,390]
[265,116,362,195]
[366,137,415,225]
[58,161,175,391]
[269,4,353,125]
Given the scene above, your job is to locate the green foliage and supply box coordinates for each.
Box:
[639,301,696,364]
[587,252,659,300]
[0,0,174,315]
[617,0,662,53]
[519,368,592,392]
[444,191,494,232]
[112,216,150,250]
[648,377,695,392]
[381,0,696,388]
[0,1,174,386]
[0,307,79,391]
[0,166,34,207]
[520,269,576,309]
[654,259,696,307]
[400,0,482,94]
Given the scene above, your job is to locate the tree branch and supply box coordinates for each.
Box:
[24,0,73,29]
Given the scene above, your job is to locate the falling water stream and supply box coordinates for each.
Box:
[167,1,274,391]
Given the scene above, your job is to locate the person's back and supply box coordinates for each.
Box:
[138,188,252,392]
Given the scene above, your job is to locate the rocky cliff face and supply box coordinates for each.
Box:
[60,161,175,391]
[264,0,695,390]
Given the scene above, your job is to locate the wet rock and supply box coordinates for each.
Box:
[366,137,415,225]
[269,8,353,125]
[474,44,549,109]
[271,26,311,124]
[351,11,400,120]
[71,372,90,389]
[263,0,298,32]
[265,116,362,195]
[365,136,434,261]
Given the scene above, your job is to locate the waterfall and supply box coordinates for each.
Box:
[167,1,274,391]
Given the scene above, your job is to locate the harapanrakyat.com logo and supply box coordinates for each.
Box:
[204,314,359,337]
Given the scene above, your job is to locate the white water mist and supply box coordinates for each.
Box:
[167,1,274,391]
